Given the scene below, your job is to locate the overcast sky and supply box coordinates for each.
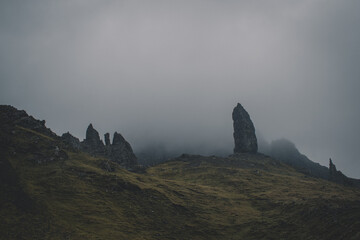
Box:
[1,0,359,177]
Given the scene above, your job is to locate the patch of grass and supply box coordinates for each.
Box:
[1,127,360,239]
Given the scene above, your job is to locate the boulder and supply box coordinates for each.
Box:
[232,103,258,153]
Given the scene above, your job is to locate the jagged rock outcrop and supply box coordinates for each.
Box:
[1,105,136,170]
[329,158,352,186]
[232,103,258,153]
[0,105,69,165]
[0,105,56,138]
[109,132,137,168]
[61,132,81,150]
[81,124,105,156]
[104,133,110,146]
[329,158,337,177]
[79,125,137,169]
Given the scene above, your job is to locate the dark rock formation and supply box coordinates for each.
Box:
[0,105,69,166]
[80,125,137,169]
[232,103,258,153]
[109,132,137,168]
[329,158,337,177]
[81,124,105,155]
[0,105,137,170]
[104,133,110,146]
[61,132,81,150]
[0,105,56,138]
[85,124,103,146]
[329,158,353,186]
[31,145,69,164]
[113,132,126,145]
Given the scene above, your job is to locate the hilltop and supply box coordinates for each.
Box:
[1,105,360,239]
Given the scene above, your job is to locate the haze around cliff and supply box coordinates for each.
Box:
[1,0,360,177]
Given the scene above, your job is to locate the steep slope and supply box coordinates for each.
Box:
[266,139,329,179]
[264,138,360,187]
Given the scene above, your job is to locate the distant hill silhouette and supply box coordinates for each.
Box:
[260,138,360,187]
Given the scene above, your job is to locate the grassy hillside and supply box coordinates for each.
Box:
[1,125,360,239]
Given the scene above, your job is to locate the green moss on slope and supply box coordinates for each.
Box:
[1,126,360,240]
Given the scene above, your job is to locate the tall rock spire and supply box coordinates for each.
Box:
[82,124,105,155]
[110,132,137,168]
[104,133,110,146]
[232,103,258,153]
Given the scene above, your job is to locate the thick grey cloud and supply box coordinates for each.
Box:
[1,0,359,177]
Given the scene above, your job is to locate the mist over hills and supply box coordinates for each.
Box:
[136,134,360,187]
[259,138,328,178]
[1,1,360,238]
[259,138,360,187]
[1,104,360,239]
[2,0,360,179]
[1,103,356,186]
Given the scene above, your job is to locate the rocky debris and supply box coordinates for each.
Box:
[81,124,105,156]
[104,133,110,146]
[54,146,68,160]
[109,132,137,169]
[61,132,81,150]
[29,145,68,165]
[99,160,116,172]
[232,103,258,153]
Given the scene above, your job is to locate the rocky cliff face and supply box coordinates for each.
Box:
[0,105,137,170]
[81,124,105,156]
[109,132,137,168]
[75,124,137,169]
[232,103,258,153]
[61,132,81,150]
[0,105,69,165]
[0,105,57,138]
